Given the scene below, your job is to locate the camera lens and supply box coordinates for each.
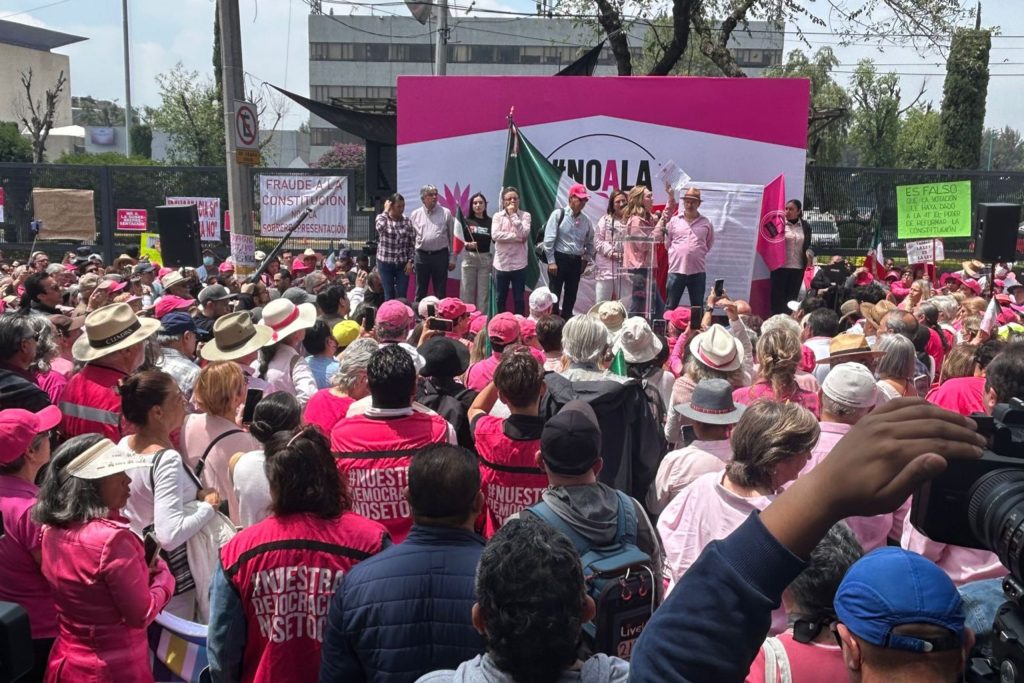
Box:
[968,470,1024,578]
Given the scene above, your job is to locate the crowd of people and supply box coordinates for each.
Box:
[0,187,1022,683]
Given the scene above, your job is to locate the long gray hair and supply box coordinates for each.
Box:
[331,337,379,391]
[33,434,112,528]
[25,314,59,373]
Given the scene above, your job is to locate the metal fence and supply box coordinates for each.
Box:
[803,166,1024,260]
[0,163,369,262]
[2,162,1022,263]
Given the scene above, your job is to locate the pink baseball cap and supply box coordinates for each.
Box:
[218,261,235,273]
[663,307,692,331]
[488,312,520,344]
[568,183,589,200]
[0,405,61,463]
[378,299,414,329]
[154,295,195,319]
[469,314,488,336]
[519,317,537,339]
[291,256,312,275]
[437,297,473,320]
[963,279,982,296]
[799,344,817,373]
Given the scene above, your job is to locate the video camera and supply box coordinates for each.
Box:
[910,398,1024,682]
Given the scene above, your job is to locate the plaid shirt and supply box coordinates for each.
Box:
[158,347,201,401]
[375,212,415,265]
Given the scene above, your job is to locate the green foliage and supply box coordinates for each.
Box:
[848,60,901,168]
[939,28,991,169]
[150,63,225,166]
[0,122,32,163]
[55,151,161,166]
[314,143,366,205]
[894,105,943,169]
[130,123,153,160]
[765,48,851,165]
[981,126,1024,171]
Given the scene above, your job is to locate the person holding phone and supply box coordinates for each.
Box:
[665,187,715,309]
[770,199,813,315]
[459,193,492,311]
[491,187,532,315]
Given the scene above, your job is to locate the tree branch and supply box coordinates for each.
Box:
[594,0,632,75]
[647,0,698,75]
[691,0,757,78]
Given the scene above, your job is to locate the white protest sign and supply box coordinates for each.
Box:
[165,196,221,241]
[259,175,348,239]
[906,239,944,264]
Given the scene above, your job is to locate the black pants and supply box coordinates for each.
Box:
[550,251,583,318]
[770,267,804,315]
[415,248,449,301]
[495,267,527,315]
[24,637,55,683]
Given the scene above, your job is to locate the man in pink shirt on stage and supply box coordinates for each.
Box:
[665,187,715,309]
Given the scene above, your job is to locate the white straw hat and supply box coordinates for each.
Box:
[689,324,744,372]
[261,298,316,345]
[60,439,151,482]
[615,317,663,364]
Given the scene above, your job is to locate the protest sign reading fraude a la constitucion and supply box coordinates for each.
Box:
[896,180,972,239]
[259,175,348,239]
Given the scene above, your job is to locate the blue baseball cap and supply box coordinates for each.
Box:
[159,311,197,336]
[835,547,966,653]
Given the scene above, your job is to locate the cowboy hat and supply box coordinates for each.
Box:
[859,300,896,326]
[200,311,274,362]
[815,333,886,366]
[689,324,744,372]
[675,378,745,425]
[261,298,316,345]
[73,303,160,362]
[962,260,985,279]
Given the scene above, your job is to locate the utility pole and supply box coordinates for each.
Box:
[218,0,256,276]
[122,0,132,156]
[434,0,448,75]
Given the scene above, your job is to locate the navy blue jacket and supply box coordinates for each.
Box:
[630,513,807,682]
[319,524,486,683]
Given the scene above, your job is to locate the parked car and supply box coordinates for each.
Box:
[805,209,840,250]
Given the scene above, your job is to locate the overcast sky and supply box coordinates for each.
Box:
[3,0,1022,134]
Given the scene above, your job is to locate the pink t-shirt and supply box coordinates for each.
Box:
[746,632,846,683]
[304,390,354,436]
[466,353,502,392]
[665,214,715,275]
[658,471,786,633]
[181,413,258,525]
[733,379,821,419]
[0,475,57,638]
[901,523,1005,586]
[926,376,986,416]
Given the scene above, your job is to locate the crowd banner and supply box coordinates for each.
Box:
[397,75,809,307]
[165,197,221,242]
[117,208,148,231]
[896,180,972,239]
[906,238,944,264]
[140,232,162,264]
[259,175,349,239]
[32,188,96,241]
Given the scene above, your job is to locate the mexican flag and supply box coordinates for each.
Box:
[864,222,887,280]
[501,118,576,288]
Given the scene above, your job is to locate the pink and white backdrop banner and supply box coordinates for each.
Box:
[397,75,809,312]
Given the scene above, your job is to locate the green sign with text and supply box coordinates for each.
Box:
[892,180,970,239]
[896,180,972,239]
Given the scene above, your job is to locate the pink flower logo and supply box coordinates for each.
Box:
[439,183,472,217]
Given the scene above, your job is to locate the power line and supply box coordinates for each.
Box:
[0,0,75,20]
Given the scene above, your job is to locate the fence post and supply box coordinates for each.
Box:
[98,166,116,263]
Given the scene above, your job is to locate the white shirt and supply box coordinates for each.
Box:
[653,439,732,513]
[120,439,215,551]
[232,450,272,528]
[258,343,317,407]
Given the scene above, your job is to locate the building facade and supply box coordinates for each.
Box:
[307,14,784,159]
[0,19,83,133]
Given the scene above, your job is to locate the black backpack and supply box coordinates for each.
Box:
[527,490,659,660]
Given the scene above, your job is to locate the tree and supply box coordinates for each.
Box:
[939,28,991,169]
[15,68,67,163]
[554,0,972,77]
[130,122,153,160]
[150,63,225,166]
[0,122,32,163]
[765,48,851,165]
[894,105,943,169]
[847,59,924,168]
[981,126,1024,171]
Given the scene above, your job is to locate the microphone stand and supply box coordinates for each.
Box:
[246,207,314,284]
